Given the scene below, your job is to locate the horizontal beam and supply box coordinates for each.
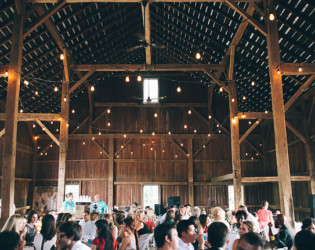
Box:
[114,181,188,185]
[0,176,32,181]
[280,63,315,75]
[241,175,311,183]
[36,177,109,182]
[237,112,303,120]
[28,0,262,3]
[71,64,225,72]
[211,173,233,182]
[0,113,60,121]
[95,102,208,108]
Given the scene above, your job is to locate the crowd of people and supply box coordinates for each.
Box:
[0,199,314,250]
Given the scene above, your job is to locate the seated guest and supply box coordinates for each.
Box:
[120,217,138,250]
[144,208,156,232]
[301,218,315,232]
[191,207,201,218]
[268,214,293,249]
[294,229,315,250]
[174,214,182,227]
[176,220,204,250]
[199,214,210,234]
[101,213,118,239]
[57,221,90,249]
[62,192,75,213]
[0,231,21,250]
[135,210,151,235]
[33,214,56,250]
[82,211,99,239]
[92,219,117,250]
[1,214,27,250]
[189,216,205,250]
[164,210,175,225]
[115,211,126,244]
[79,210,90,228]
[91,194,108,214]
[185,204,192,218]
[207,221,230,250]
[232,221,255,250]
[160,205,177,224]
[237,232,266,250]
[235,210,248,228]
[56,213,74,228]
[154,224,179,250]
[25,210,38,247]
[238,205,259,230]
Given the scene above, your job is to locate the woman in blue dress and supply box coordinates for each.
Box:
[62,192,75,212]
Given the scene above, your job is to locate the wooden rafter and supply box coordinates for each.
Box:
[0,113,60,121]
[94,102,207,108]
[193,137,213,158]
[0,128,5,138]
[285,120,307,144]
[170,139,188,157]
[142,2,152,65]
[240,118,262,144]
[38,141,55,157]
[69,70,95,94]
[280,63,315,75]
[71,117,89,134]
[241,176,311,183]
[35,119,60,146]
[115,138,133,157]
[211,173,233,183]
[203,69,230,93]
[91,139,109,157]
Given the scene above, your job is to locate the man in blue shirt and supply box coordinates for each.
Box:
[90,194,108,213]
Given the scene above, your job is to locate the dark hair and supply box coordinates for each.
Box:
[115,211,126,226]
[27,210,38,223]
[235,210,248,222]
[207,222,229,248]
[154,224,175,248]
[199,214,208,227]
[133,202,138,207]
[188,216,198,228]
[301,218,315,230]
[164,210,175,223]
[66,193,73,199]
[41,214,56,241]
[238,232,265,247]
[95,220,113,250]
[275,214,285,226]
[0,231,21,250]
[185,204,191,207]
[294,230,315,250]
[124,217,135,231]
[58,221,82,241]
[177,220,194,238]
[174,214,182,225]
[84,210,90,215]
[261,201,268,207]
[57,213,72,228]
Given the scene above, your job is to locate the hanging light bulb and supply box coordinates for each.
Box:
[208,133,211,137]
[137,75,142,82]
[208,115,212,119]
[107,108,111,114]
[231,116,237,124]
[219,87,223,92]
[194,129,197,133]
[177,86,181,93]
[20,109,23,113]
[152,132,155,136]
[72,109,75,113]
[35,136,38,140]
[54,86,58,92]
[33,124,36,128]
[91,86,95,92]
[180,143,184,147]
[269,13,275,21]
[231,98,235,102]
[184,124,187,129]
[140,129,143,133]
[5,68,8,76]
[99,131,101,135]
[242,96,246,100]
[195,52,201,60]
[124,134,127,138]
[298,65,302,72]
[168,131,171,135]
[60,54,64,60]
[277,69,281,75]
[63,97,67,102]
[125,75,130,83]
[188,110,192,115]
[24,80,29,85]
[154,113,158,118]
[242,113,245,118]
[107,122,111,127]
[35,91,39,95]
[251,81,255,86]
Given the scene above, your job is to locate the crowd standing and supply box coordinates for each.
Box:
[0,196,314,250]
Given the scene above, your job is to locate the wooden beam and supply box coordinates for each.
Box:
[284,75,315,112]
[193,137,213,158]
[170,139,188,157]
[94,102,208,108]
[92,109,108,125]
[71,116,89,134]
[28,0,263,3]
[0,128,5,138]
[35,119,60,146]
[37,141,54,157]
[0,113,60,121]
[108,138,114,207]
[115,138,133,157]
[241,176,311,183]
[1,0,25,226]
[69,70,95,94]
[191,107,209,126]
[114,181,188,185]
[237,112,273,120]
[194,181,232,186]
[285,120,307,144]
[280,63,315,75]
[29,139,38,209]
[203,69,230,93]
[143,2,152,65]
[188,139,194,205]
[91,139,109,158]
[36,177,109,182]
[71,64,225,72]
[266,2,295,231]
[225,0,267,37]
[267,139,301,153]
[23,0,66,38]
[211,173,233,183]
[240,118,262,144]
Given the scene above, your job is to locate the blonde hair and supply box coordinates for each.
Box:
[211,207,225,221]
[146,208,156,220]
[136,209,145,221]
[1,214,25,233]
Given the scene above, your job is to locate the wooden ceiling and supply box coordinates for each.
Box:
[0,0,314,113]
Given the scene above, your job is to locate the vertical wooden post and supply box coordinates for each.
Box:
[88,90,93,134]
[108,138,114,208]
[228,45,242,211]
[28,139,38,209]
[57,49,70,211]
[188,139,194,205]
[266,1,295,230]
[1,0,25,226]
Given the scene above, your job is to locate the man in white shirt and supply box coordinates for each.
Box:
[57,222,90,250]
[79,210,90,227]
[238,205,260,231]
[154,224,179,250]
[176,220,204,250]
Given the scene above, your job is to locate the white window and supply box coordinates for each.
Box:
[143,185,160,209]
[228,185,244,211]
[143,78,159,104]
[65,184,80,202]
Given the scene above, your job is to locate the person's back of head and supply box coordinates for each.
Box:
[294,230,315,250]
[0,231,20,250]
[301,218,315,231]
[191,206,201,218]
[154,224,175,248]
[41,214,56,241]
[207,221,229,248]
[237,232,266,250]
[58,221,82,242]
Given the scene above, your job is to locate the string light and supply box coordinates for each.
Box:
[249,121,252,125]
[54,86,58,92]
[188,110,192,115]
[265,110,268,114]
[162,149,165,153]
[35,91,39,95]
[277,69,281,75]
[140,129,143,133]
[298,65,302,72]
[33,124,36,128]
[137,75,142,82]
[231,116,237,124]
[56,129,59,132]
[91,86,95,92]
[24,80,29,85]
[269,13,275,21]
[242,113,245,118]
[168,131,171,135]
[121,145,124,149]
[98,131,101,135]
[82,142,86,145]
[194,129,197,133]
[64,97,67,102]
[203,145,206,148]
[125,76,130,83]
[150,147,153,151]
[177,86,181,93]
[51,121,53,124]
[184,124,187,129]
[152,132,155,136]
[107,108,111,114]
[208,133,211,137]
[219,87,223,92]
[60,54,64,60]
[180,143,184,147]
[5,68,8,76]
[107,122,111,127]
[242,96,246,100]
[251,81,255,86]
[208,115,212,119]
[195,52,201,60]
[72,109,75,113]
[20,109,23,113]
[35,136,38,140]
[154,113,158,118]
[124,134,127,138]
[231,98,235,102]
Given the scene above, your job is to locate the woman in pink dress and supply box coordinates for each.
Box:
[257,201,273,235]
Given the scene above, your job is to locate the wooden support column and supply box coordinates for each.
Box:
[88,90,93,134]
[108,138,114,208]
[1,0,25,226]
[266,1,295,230]
[188,139,194,205]
[57,49,70,211]
[228,45,242,211]
[28,139,38,209]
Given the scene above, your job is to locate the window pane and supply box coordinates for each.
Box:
[143,185,159,209]
[143,78,159,103]
[65,184,80,202]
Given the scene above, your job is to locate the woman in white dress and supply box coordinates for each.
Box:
[34,214,56,250]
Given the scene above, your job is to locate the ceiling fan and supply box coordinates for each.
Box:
[126,1,165,52]
[132,95,167,103]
